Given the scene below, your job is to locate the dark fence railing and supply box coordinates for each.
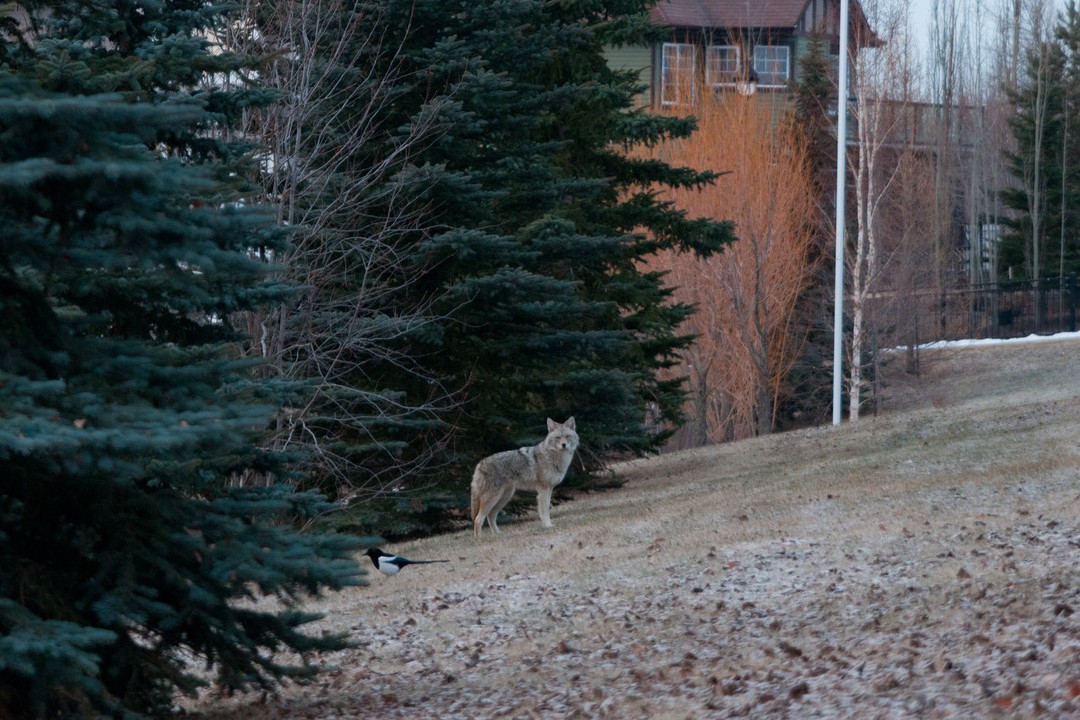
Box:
[868,273,1078,346]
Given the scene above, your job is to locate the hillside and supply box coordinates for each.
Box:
[188,337,1080,718]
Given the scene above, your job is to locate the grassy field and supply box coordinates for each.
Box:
[189,337,1080,719]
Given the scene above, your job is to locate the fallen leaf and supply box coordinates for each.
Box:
[779,641,803,658]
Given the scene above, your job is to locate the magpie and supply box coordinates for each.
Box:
[365,547,449,576]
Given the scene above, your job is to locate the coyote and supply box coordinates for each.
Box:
[470,417,579,536]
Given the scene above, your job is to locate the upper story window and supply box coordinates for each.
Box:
[661,42,696,106]
[753,45,790,88]
[706,45,740,87]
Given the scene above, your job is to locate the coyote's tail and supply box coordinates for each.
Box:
[470,470,480,521]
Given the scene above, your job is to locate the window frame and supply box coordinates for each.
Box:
[705,44,741,88]
[752,45,790,88]
[660,42,697,106]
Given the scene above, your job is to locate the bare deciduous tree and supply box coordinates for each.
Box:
[846,2,913,420]
[1019,2,1055,305]
[638,94,817,443]
[226,0,461,501]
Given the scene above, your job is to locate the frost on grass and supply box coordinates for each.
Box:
[186,338,1080,719]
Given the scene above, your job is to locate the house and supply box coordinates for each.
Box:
[606,0,880,108]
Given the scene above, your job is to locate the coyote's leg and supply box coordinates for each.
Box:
[472,498,488,536]
[487,486,516,533]
[472,489,496,536]
[537,484,554,528]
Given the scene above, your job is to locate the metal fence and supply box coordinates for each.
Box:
[868,274,1078,346]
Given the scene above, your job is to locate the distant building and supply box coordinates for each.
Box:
[606,0,880,109]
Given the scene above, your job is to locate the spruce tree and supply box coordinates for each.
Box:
[783,34,840,427]
[287,0,734,534]
[0,2,364,716]
[1057,1,1080,278]
[1001,38,1065,279]
[1001,3,1080,280]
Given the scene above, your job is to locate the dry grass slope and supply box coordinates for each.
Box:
[189,338,1080,719]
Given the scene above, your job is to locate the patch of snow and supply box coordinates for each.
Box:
[892,329,1080,352]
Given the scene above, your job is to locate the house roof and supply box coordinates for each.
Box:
[651,0,810,29]
[650,0,880,45]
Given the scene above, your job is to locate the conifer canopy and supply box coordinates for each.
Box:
[0,2,365,716]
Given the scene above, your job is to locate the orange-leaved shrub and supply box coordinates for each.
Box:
[636,93,819,445]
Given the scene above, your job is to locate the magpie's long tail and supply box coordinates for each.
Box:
[410,559,449,564]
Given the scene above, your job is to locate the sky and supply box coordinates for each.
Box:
[904,0,1067,67]
[909,0,933,64]
[906,0,986,68]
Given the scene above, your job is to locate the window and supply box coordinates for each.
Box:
[753,45,790,87]
[706,45,740,87]
[661,43,696,106]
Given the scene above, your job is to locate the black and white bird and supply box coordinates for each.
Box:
[365,547,449,576]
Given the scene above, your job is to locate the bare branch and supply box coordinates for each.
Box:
[227,0,463,499]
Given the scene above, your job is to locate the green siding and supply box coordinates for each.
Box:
[604,44,653,105]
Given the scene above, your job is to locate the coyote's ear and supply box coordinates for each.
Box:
[564,416,575,430]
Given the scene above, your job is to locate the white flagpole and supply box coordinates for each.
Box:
[832,0,850,426]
